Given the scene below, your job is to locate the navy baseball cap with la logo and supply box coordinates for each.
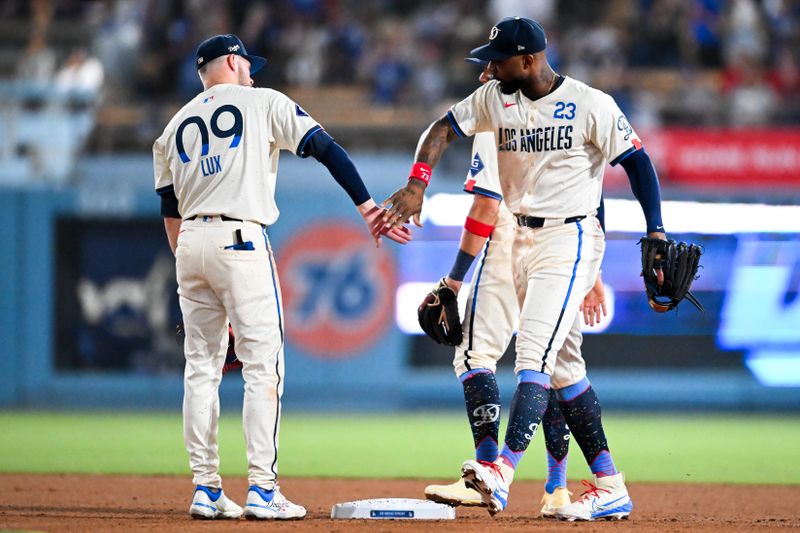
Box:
[195,34,267,75]
[469,17,547,61]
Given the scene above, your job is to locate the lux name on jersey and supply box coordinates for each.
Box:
[200,155,223,176]
[498,125,573,152]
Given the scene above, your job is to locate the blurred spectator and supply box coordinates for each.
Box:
[630,0,691,67]
[324,11,366,84]
[283,22,327,87]
[689,0,723,67]
[54,49,104,95]
[767,48,800,123]
[723,53,779,126]
[723,0,768,63]
[18,30,55,84]
[490,0,556,26]
[4,0,800,157]
[412,44,446,107]
[371,46,411,106]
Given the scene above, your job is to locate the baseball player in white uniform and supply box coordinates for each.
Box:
[153,34,410,521]
[385,17,667,520]
[424,127,608,517]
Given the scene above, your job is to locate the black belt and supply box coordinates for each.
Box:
[184,215,243,222]
[515,214,586,229]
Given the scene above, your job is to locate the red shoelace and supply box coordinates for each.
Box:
[577,479,611,502]
[478,460,506,481]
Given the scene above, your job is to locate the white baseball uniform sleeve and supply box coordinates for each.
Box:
[463,131,503,200]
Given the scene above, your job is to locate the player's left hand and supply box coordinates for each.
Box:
[580,274,607,326]
[357,199,412,247]
[418,277,463,345]
[381,180,425,229]
[646,231,668,286]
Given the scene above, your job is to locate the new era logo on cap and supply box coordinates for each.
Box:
[469,17,547,61]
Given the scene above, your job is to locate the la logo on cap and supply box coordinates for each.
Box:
[489,26,499,39]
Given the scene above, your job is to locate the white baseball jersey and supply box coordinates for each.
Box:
[455,132,588,388]
[448,77,641,219]
[153,83,320,225]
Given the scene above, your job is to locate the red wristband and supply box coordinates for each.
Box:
[464,216,494,237]
[409,162,432,186]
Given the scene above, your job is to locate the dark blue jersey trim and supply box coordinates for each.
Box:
[464,186,503,201]
[446,111,466,138]
[160,190,180,218]
[610,146,637,167]
[156,184,174,196]
[296,125,323,157]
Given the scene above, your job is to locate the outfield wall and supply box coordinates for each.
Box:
[1,154,799,411]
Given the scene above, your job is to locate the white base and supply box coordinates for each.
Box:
[331,498,456,520]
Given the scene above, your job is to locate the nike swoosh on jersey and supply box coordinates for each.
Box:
[503,102,517,108]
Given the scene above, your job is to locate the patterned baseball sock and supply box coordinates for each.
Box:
[498,370,551,477]
[556,377,618,477]
[542,388,570,493]
[460,369,500,463]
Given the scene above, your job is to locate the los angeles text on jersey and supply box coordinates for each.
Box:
[497,125,573,153]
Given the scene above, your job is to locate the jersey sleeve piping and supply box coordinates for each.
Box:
[464,185,502,201]
[156,184,174,196]
[295,125,323,157]
[446,110,466,138]
[610,145,638,167]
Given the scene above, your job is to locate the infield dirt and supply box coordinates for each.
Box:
[1,474,798,531]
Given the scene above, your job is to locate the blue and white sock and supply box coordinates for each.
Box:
[498,370,550,472]
[460,369,500,462]
[556,377,617,478]
[543,388,570,492]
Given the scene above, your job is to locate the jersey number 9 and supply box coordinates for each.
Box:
[176,105,243,163]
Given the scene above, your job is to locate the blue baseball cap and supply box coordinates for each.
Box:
[469,17,547,61]
[195,34,267,75]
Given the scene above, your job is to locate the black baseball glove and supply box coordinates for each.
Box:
[639,237,704,313]
[418,278,463,345]
[176,322,242,374]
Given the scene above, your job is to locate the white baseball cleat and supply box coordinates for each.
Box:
[424,478,485,507]
[461,460,509,515]
[555,473,633,521]
[540,486,572,518]
[244,485,307,520]
[189,486,243,519]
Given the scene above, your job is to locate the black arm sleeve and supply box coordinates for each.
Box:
[302,129,370,206]
[158,187,181,219]
[619,149,664,234]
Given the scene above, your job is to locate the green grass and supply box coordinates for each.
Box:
[1,411,798,484]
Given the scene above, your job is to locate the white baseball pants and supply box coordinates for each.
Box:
[453,207,593,389]
[176,216,284,490]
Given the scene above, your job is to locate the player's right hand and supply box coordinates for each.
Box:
[580,274,607,326]
[357,199,412,247]
[381,181,425,229]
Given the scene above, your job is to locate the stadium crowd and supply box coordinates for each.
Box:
[1,0,799,154]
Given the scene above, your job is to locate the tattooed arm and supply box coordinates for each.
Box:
[382,116,459,228]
